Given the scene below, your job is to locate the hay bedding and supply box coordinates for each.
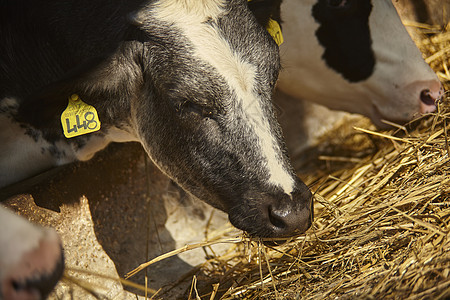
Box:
[65,23,450,299]
[176,24,449,300]
[175,104,450,299]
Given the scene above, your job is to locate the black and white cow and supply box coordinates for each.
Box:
[394,0,450,30]
[277,0,443,127]
[0,0,312,239]
[0,205,64,300]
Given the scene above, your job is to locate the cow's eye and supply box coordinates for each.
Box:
[176,100,216,119]
[326,0,348,8]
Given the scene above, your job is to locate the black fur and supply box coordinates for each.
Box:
[312,0,375,82]
[248,0,283,26]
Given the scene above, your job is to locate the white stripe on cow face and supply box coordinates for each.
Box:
[150,0,295,194]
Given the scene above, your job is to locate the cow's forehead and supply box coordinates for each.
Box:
[151,0,226,21]
[134,0,293,194]
[152,3,258,94]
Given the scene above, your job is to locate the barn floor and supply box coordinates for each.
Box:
[2,142,234,299]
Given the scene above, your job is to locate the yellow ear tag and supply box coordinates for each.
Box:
[266,18,284,46]
[61,94,101,138]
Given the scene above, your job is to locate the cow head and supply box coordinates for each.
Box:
[277,0,442,127]
[112,0,310,238]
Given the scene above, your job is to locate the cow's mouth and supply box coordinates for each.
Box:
[369,104,412,129]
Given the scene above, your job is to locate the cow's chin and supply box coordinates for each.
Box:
[368,104,413,129]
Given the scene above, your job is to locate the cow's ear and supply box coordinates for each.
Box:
[247,0,282,28]
[17,54,111,129]
[17,82,76,129]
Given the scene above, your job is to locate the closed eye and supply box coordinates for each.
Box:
[176,100,217,119]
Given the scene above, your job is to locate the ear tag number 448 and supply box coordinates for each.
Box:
[61,94,101,138]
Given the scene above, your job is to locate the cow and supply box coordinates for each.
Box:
[0,0,312,239]
[0,205,64,300]
[277,0,443,128]
[393,0,450,30]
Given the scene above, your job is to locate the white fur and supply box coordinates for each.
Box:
[150,0,295,194]
[0,206,46,279]
[0,99,71,187]
[75,126,138,162]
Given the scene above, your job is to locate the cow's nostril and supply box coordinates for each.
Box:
[12,279,23,291]
[268,206,287,230]
[420,89,436,106]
